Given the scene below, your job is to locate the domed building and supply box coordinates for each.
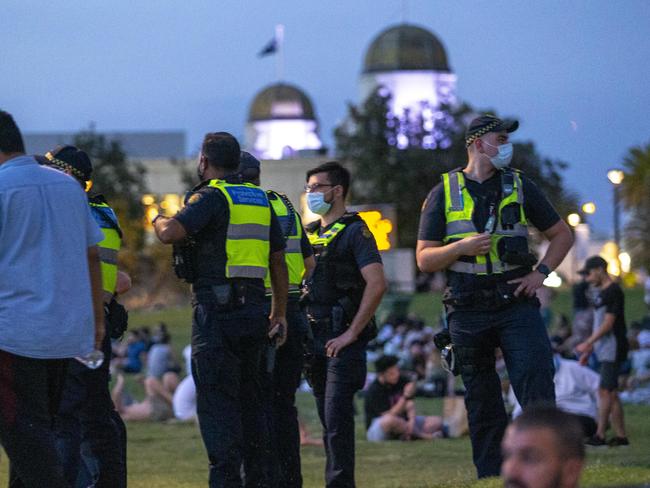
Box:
[360,24,457,134]
[244,82,323,160]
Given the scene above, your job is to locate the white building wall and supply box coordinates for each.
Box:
[245,119,322,160]
[359,70,457,114]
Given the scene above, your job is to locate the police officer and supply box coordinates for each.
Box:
[416,115,574,478]
[153,132,288,488]
[239,151,315,488]
[303,161,386,488]
[39,145,128,487]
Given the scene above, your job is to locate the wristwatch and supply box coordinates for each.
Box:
[152,214,164,226]
[535,263,551,277]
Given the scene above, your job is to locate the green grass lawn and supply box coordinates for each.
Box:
[2,289,649,486]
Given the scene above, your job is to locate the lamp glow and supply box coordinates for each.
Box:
[567,213,581,227]
[581,202,596,214]
[607,169,625,185]
[357,210,393,251]
[619,252,631,274]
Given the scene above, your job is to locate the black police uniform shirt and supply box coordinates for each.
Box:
[173,175,286,291]
[314,219,383,271]
[418,171,560,291]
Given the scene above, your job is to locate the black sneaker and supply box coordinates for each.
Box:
[585,435,608,447]
[608,436,630,447]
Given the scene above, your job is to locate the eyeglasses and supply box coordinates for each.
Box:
[304,183,334,193]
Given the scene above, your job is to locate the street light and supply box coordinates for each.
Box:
[581,202,596,214]
[567,213,581,279]
[567,213,581,227]
[607,169,625,186]
[607,169,625,252]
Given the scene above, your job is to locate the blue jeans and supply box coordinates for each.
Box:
[192,298,270,488]
[448,300,555,478]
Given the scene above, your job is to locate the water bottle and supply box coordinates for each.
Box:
[75,349,105,369]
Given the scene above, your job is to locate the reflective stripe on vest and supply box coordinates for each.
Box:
[208,180,271,279]
[442,170,529,275]
[307,222,347,247]
[89,201,122,296]
[264,192,305,291]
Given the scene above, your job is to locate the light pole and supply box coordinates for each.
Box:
[607,169,625,252]
[567,213,581,279]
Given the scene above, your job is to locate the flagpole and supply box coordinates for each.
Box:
[275,24,285,82]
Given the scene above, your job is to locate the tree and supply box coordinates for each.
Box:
[74,127,148,219]
[621,142,650,271]
[335,89,578,249]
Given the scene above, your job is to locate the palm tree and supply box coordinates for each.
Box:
[621,142,650,271]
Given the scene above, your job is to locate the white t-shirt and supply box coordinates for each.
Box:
[512,356,600,420]
[172,375,196,421]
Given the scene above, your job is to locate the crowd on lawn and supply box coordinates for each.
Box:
[110,275,650,447]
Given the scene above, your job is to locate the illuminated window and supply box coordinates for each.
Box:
[358,210,393,251]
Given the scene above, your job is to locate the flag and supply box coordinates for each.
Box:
[257,25,283,58]
[258,38,277,57]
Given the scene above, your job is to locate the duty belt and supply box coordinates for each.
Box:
[443,283,529,310]
[449,261,522,274]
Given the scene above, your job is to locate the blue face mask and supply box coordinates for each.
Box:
[307,191,332,215]
[483,141,514,169]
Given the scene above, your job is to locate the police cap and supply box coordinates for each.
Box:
[465,114,519,147]
[41,145,93,182]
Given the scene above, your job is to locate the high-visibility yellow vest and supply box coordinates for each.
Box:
[263,191,305,292]
[307,221,348,248]
[442,169,530,275]
[208,179,271,279]
[89,198,122,297]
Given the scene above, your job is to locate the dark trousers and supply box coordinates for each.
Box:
[448,301,556,478]
[0,349,69,488]
[262,299,307,488]
[310,324,366,488]
[55,332,126,488]
[192,299,270,488]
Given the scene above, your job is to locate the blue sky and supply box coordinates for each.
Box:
[2,0,649,236]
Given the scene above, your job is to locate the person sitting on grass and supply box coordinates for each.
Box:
[364,355,466,441]
[111,372,179,422]
[621,329,650,405]
[112,329,147,374]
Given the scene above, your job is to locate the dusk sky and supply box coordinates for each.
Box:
[3,1,649,237]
